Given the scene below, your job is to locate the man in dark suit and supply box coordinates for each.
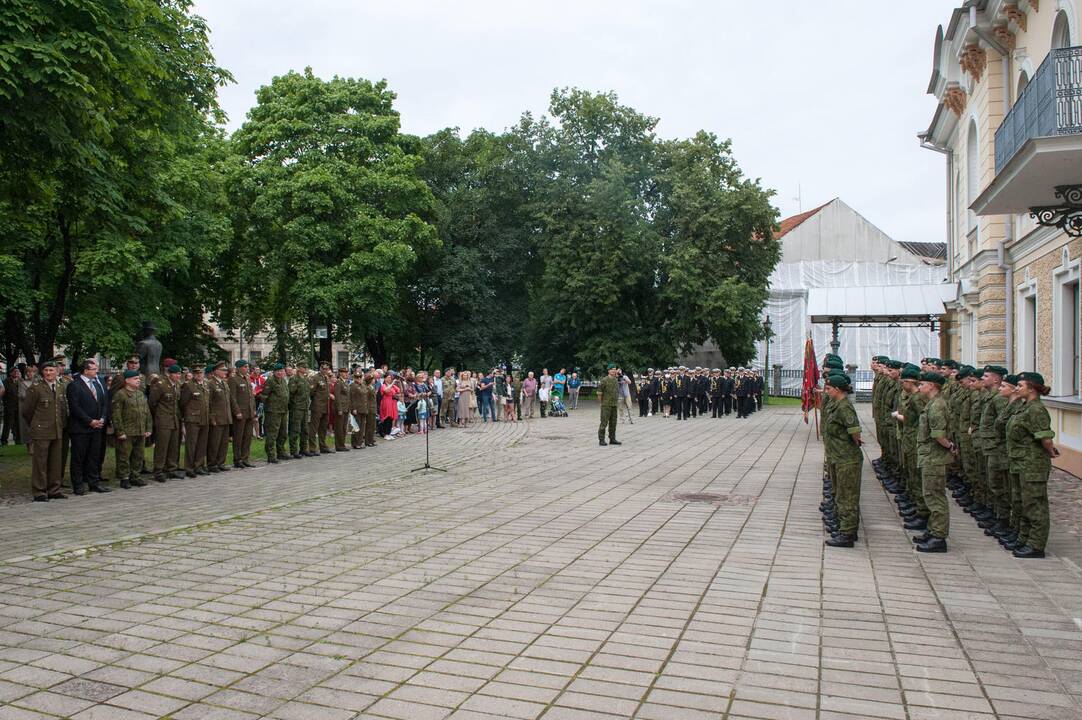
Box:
[67,358,111,495]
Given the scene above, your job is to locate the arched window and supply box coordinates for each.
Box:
[1017,70,1029,101]
[966,120,979,242]
[1052,10,1072,50]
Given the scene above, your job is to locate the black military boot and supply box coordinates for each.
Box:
[825,533,855,548]
[915,536,948,553]
[1012,544,1045,559]
[903,516,927,531]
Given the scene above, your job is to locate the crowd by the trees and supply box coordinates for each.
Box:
[0,0,781,377]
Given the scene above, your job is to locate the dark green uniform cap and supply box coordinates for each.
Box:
[984,365,1008,377]
[900,366,920,380]
[1019,371,1046,386]
[1004,374,1021,386]
[825,374,851,390]
[919,371,946,385]
[166,365,181,374]
[942,359,959,369]
[123,369,140,379]
[886,360,903,370]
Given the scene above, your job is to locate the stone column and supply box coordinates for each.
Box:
[772,364,782,396]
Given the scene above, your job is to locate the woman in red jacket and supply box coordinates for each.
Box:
[378,372,400,438]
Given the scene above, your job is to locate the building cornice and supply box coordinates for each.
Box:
[1007,223,1066,264]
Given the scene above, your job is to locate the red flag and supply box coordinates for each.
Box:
[801,337,819,424]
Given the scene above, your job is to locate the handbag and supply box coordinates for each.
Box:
[539,387,549,403]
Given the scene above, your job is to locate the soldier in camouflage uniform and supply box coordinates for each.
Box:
[892,365,928,531]
[309,362,332,453]
[822,373,863,548]
[350,368,369,449]
[260,364,290,463]
[1005,372,1058,559]
[288,364,313,458]
[979,367,1012,539]
[997,375,1026,548]
[597,364,621,446]
[914,371,955,553]
[112,370,152,489]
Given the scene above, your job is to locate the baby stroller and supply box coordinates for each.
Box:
[549,395,568,417]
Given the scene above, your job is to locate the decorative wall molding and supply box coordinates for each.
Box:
[944,84,968,116]
[961,44,988,83]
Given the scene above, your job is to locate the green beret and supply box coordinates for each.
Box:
[123,369,140,379]
[872,355,886,362]
[825,374,852,390]
[919,371,946,385]
[984,365,1008,377]
[904,363,920,372]
[886,360,903,370]
[272,363,285,371]
[1019,371,1046,386]
[824,359,844,370]
[956,367,971,380]
[926,358,941,366]
[901,366,920,380]
[205,364,215,374]
[1004,374,1021,386]
[166,365,181,374]
[235,359,249,368]
[606,363,616,370]
[942,359,959,369]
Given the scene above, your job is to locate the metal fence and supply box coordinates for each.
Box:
[768,367,874,402]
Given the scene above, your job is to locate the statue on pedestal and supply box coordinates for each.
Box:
[135,321,163,377]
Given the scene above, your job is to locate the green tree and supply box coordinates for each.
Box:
[0,0,231,364]
[225,68,437,366]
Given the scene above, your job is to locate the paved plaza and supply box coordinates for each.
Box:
[1,404,1081,720]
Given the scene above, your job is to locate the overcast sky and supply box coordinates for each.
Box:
[194,0,957,246]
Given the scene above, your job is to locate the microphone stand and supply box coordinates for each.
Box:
[410,396,446,474]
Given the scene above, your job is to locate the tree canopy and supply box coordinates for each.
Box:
[1,5,780,373]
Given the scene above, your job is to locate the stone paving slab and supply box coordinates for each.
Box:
[0,403,1080,719]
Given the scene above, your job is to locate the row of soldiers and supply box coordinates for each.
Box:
[640,367,763,419]
[868,356,1057,557]
[20,354,383,499]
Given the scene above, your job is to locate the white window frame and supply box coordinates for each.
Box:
[1016,280,1038,373]
[1053,259,1081,396]
[962,310,977,366]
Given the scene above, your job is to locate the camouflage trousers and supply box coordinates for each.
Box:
[833,461,862,536]
[903,442,928,517]
[1019,471,1051,551]
[921,464,950,539]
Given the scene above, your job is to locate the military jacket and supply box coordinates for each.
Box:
[333,378,350,414]
[22,379,67,441]
[261,375,290,413]
[288,374,310,412]
[673,377,688,397]
[823,396,861,465]
[148,378,181,430]
[1006,399,1055,473]
[111,386,152,437]
[350,379,369,414]
[899,391,925,446]
[597,376,619,408]
[366,382,377,414]
[227,374,256,419]
[995,398,1022,455]
[310,373,332,414]
[917,394,952,468]
[207,376,231,425]
[180,379,210,425]
[978,391,1003,452]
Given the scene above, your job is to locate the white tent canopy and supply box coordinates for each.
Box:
[807,284,957,325]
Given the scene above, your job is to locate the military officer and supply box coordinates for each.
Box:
[891,365,928,530]
[673,367,689,420]
[597,364,621,446]
[364,371,378,447]
[350,368,370,447]
[978,365,1011,537]
[913,371,954,553]
[180,365,210,476]
[288,364,313,458]
[23,361,68,501]
[332,367,351,452]
[112,369,151,489]
[309,361,332,453]
[260,364,290,463]
[997,375,1026,549]
[148,365,183,482]
[206,361,232,473]
[227,359,257,469]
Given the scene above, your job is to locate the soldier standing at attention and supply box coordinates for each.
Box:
[913,371,954,553]
[1005,372,1058,558]
[180,366,210,476]
[288,364,313,458]
[309,362,332,453]
[365,371,378,446]
[998,375,1026,549]
[977,365,1009,535]
[822,373,863,548]
[260,364,290,464]
[597,364,621,446]
[112,370,151,489]
[23,361,68,501]
[893,365,928,531]
[228,360,257,469]
[333,367,351,452]
[350,368,369,449]
[148,365,183,482]
[206,361,232,473]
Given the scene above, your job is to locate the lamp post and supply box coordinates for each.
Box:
[763,316,772,404]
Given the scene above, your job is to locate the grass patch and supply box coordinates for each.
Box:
[766,395,802,406]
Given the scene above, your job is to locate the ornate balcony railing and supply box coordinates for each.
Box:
[995,46,1082,174]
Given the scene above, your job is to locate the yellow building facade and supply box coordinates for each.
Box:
[922,0,1082,474]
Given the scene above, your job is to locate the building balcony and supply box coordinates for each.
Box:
[973,46,1082,216]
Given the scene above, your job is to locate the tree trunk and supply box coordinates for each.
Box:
[365,334,387,368]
